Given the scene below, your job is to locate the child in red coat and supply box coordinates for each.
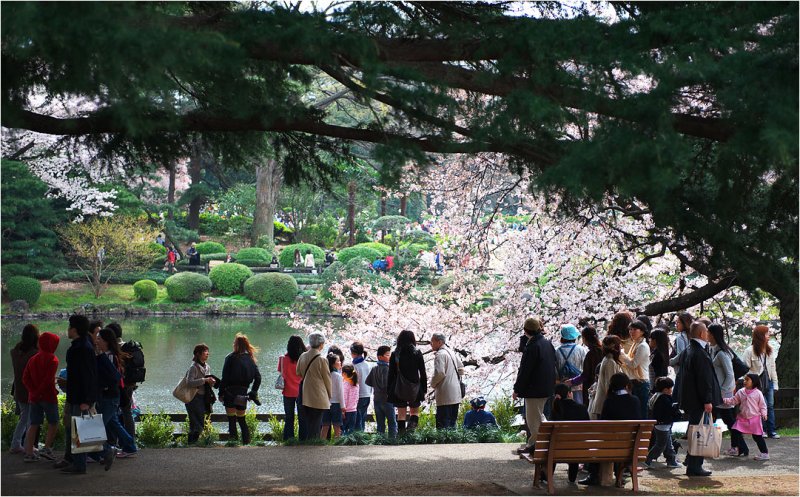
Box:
[22,332,60,462]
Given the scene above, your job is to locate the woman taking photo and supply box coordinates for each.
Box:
[588,335,623,420]
[219,333,262,444]
[387,330,427,434]
[743,325,779,439]
[184,343,216,444]
[9,324,39,454]
[278,335,306,441]
[96,328,138,458]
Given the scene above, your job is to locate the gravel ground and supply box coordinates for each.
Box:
[2,439,798,496]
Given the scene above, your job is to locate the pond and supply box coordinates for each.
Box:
[1,317,339,414]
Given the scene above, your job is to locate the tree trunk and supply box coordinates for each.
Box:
[347,181,356,247]
[775,291,798,390]
[187,140,205,231]
[400,194,407,216]
[167,161,176,220]
[252,158,283,246]
[380,194,386,244]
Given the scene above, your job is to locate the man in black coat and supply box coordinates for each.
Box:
[513,317,557,453]
[680,321,722,477]
[61,314,113,474]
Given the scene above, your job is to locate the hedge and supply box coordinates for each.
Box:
[337,246,382,264]
[244,273,299,306]
[235,247,271,262]
[6,276,42,306]
[51,270,170,285]
[133,280,159,301]
[278,243,325,267]
[200,252,228,263]
[353,242,392,257]
[149,243,167,256]
[195,241,226,255]
[208,263,253,296]
[235,259,272,268]
[164,272,213,302]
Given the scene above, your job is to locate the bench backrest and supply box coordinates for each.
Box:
[531,420,655,464]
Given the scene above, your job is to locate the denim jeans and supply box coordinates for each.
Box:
[342,410,357,435]
[435,404,459,429]
[647,427,677,463]
[762,381,776,435]
[96,396,136,453]
[11,402,31,450]
[632,380,651,420]
[355,397,370,432]
[373,399,397,437]
[185,394,206,444]
[283,396,305,441]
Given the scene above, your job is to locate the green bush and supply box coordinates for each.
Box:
[402,230,437,249]
[243,273,298,306]
[235,258,271,267]
[200,252,228,263]
[337,246,382,264]
[195,241,226,255]
[235,247,271,262]
[133,279,159,301]
[149,242,167,256]
[5,276,42,305]
[489,394,517,432]
[278,243,325,267]
[244,406,263,444]
[164,272,213,302]
[2,399,19,447]
[51,270,169,285]
[353,242,392,256]
[292,275,323,285]
[267,416,285,443]
[137,409,175,448]
[209,263,253,295]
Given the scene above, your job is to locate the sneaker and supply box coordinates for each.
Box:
[23,454,40,463]
[754,453,770,461]
[53,459,71,469]
[116,451,137,459]
[103,449,116,471]
[666,460,681,468]
[768,433,781,439]
[643,460,652,469]
[726,447,740,456]
[38,447,56,461]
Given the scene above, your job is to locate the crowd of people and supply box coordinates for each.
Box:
[8,309,781,482]
[512,311,780,484]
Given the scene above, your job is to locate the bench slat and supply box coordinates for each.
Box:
[544,440,648,450]
[536,431,651,443]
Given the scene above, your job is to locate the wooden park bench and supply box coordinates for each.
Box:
[525,420,655,494]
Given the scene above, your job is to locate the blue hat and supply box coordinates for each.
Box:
[560,324,580,340]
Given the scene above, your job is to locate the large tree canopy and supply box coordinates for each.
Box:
[2,1,797,382]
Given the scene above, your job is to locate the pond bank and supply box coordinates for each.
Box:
[1,309,344,320]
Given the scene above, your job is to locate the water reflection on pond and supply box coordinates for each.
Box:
[1,317,339,414]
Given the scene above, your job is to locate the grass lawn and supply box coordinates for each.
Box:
[3,282,272,313]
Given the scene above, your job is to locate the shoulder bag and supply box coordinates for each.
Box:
[393,352,420,402]
[446,348,466,399]
[758,355,770,390]
[275,356,286,390]
[173,363,199,404]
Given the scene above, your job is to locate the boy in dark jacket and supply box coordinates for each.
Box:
[365,346,397,438]
[645,377,681,467]
[550,383,589,482]
[21,332,60,462]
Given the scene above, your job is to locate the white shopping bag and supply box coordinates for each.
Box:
[73,413,107,444]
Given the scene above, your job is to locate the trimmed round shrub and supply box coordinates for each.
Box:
[195,241,226,255]
[403,230,437,249]
[244,273,299,306]
[149,243,167,255]
[236,259,270,267]
[133,279,158,302]
[208,263,253,296]
[5,276,41,306]
[235,247,271,262]
[337,246,382,264]
[200,252,228,263]
[164,272,212,302]
[353,242,392,257]
[278,243,325,267]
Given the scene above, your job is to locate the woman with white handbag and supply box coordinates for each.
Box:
[179,344,216,444]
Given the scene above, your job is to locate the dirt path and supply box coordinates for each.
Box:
[2,440,798,495]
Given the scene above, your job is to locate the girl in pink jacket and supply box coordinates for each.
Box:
[724,373,769,460]
[341,365,359,435]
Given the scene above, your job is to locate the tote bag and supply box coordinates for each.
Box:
[71,413,106,454]
[687,412,722,458]
[173,365,198,404]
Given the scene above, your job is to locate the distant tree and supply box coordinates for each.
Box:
[58,217,159,297]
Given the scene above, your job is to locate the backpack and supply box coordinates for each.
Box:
[121,340,146,384]
[558,346,581,380]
